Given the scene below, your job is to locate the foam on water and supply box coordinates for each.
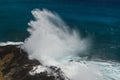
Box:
[0,41,23,46]
[89,61,120,80]
[24,9,120,80]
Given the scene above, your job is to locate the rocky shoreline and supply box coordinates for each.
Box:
[0,44,66,80]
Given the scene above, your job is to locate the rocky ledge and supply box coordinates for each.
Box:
[0,45,67,80]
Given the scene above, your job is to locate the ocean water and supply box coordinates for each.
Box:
[23,9,120,80]
[0,0,120,61]
[0,0,120,80]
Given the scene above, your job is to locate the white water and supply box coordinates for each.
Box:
[0,41,23,46]
[24,9,120,80]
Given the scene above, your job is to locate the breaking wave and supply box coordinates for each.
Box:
[0,41,23,46]
[24,9,120,80]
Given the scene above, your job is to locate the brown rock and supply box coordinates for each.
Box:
[0,45,40,80]
[0,45,67,80]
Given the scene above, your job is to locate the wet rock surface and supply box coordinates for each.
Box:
[0,45,67,80]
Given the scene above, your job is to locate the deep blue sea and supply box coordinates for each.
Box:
[0,0,120,61]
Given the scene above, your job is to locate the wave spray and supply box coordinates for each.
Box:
[23,9,120,80]
[24,9,90,64]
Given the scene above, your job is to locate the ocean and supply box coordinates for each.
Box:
[0,0,120,61]
[0,0,120,80]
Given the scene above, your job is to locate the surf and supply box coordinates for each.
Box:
[23,9,120,80]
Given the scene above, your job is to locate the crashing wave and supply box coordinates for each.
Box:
[23,9,120,80]
[0,41,23,46]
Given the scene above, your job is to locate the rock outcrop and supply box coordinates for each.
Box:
[0,45,67,80]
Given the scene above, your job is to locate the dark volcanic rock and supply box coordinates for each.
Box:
[0,45,40,80]
[0,45,67,80]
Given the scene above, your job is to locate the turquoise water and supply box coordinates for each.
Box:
[0,0,120,61]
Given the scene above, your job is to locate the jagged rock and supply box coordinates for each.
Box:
[0,45,67,80]
[0,45,40,80]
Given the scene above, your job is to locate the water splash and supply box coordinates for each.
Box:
[24,9,90,65]
[24,9,120,80]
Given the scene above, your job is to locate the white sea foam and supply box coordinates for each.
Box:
[29,65,47,75]
[0,41,23,46]
[89,61,120,80]
[24,9,120,80]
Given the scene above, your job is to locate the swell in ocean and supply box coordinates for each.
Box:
[1,9,120,80]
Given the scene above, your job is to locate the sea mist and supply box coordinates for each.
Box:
[23,9,119,80]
